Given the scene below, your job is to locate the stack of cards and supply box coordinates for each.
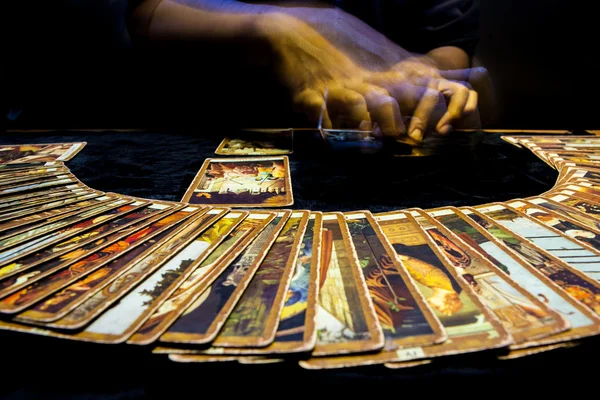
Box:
[1,133,600,370]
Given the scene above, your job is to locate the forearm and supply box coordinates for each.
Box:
[130,0,262,45]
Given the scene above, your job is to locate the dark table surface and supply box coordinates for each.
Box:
[0,129,597,398]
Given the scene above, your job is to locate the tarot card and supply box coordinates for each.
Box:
[0,206,200,314]
[69,211,289,344]
[30,209,228,343]
[0,200,164,278]
[0,175,80,197]
[307,211,511,366]
[298,211,445,369]
[0,184,84,206]
[0,163,65,181]
[118,211,248,343]
[0,193,106,234]
[0,142,86,164]
[152,212,289,345]
[47,212,269,332]
[168,354,240,363]
[15,208,228,325]
[202,211,309,348]
[159,212,324,355]
[498,342,578,360]
[525,196,600,231]
[304,213,384,357]
[215,129,293,156]
[0,187,95,219]
[430,207,600,345]
[0,195,131,252]
[182,156,293,207]
[541,191,600,222]
[383,360,433,369]
[412,209,567,346]
[463,206,600,316]
[507,200,600,280]
[474,203,600,283]
[0,167,72,187]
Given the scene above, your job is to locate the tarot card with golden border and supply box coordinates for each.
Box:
[0,142,86,163]
[0,205,199,314]
[411,209,567,346]
[0,186,96,219]
[205,211,309,348]
[472,203,600,285]
[0,199,163,280]
[182,156,293,207]
[15,208,228,325]
[157,212,288,345]
[430,206,600,346]
[48,211,271,332]
[215,129,293,156]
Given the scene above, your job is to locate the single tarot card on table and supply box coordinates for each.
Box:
[0,143,86,164]
[182,157,293,207]
[215,129,293,156]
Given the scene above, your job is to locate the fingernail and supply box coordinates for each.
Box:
[438,125,451,135]
[409,129,423,142]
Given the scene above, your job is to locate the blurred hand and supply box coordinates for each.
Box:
[258,13,482,143]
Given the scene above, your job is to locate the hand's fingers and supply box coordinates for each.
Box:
[326,86,371,129]
[292,88,332,129]
[464,90,478,114]
[435,80,470,134]
[407,88,442,142]
[439,67,488,85]
[345,82,405,138]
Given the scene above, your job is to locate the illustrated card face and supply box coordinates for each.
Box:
[209,211,309,348]
[49,212,270,332]
[159,212,288,345]
[0,206,198,314]
[0,175,79,197]
[215,129,293,156]
[0,200,172,280]
[526,196,600,232]
[430,207,600,345]
[0,143,86,164]
[373,212,509,358]
[15,209,227,325]
[463,206,600,316]
[309,213,383,356]
[123,211,249,343]
[182,157,293,208]
[474,203,600,283]
[411,210,566,346]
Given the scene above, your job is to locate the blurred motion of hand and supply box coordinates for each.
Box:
[258,12,490,144]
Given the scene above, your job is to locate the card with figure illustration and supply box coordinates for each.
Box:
[472,203,600,285]
[299,211,445,369]
[207,211,309,348]
[429,206,600,347]
[158,212,288,345]
[14,208,228,327]
[303,213,383,358]
[462,206,600,316]
[182,157,293,207]
[0,205,198,315]
[158,212,324,356]
[215,129,293,156]
[410,209,567,346]
[0,143,86,164]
